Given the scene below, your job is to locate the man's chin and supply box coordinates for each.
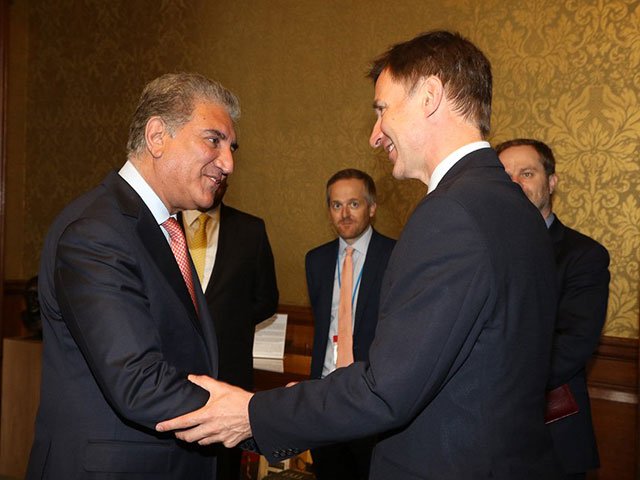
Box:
[338,227,367,242]
[193,193,215,211]
[391,164,405,180]
[337,228,355,240]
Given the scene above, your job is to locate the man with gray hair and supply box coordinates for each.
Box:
[27,72,238,479]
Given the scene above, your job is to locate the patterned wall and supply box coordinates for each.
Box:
[14,0,640,336]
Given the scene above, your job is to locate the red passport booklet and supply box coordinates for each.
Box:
[545,383,579,424]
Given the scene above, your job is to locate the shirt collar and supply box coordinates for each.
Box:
[427,141,491,194]
[339,225,373,256]
[183,206,221,228]
[118,160,171,224]
[545,212,556,229]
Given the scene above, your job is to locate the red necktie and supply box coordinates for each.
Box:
[162,217,198,312]
[337,246,354,368]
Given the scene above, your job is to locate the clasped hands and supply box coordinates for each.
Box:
[156,374,254,447]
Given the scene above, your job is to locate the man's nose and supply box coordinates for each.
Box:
[369,118,383,149]
[217,146,234,176]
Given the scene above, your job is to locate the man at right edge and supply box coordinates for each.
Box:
[497,138,610,479]
[157,31,564,480]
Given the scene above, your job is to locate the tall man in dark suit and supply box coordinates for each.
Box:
[27,72,239,479]
[306,168,395,479]
[497,138,610,480]
[181,177,278,479]
[157,31,564,480]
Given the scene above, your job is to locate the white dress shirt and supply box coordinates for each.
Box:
[118,161,173,243]
[428,141,491,193]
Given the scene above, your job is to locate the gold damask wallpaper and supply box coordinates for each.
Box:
[7,0,640,337]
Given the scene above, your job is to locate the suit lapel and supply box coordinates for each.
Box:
[176,212,218,372]
[318,240,339,341]
[206,203,229,296]
[105,173,203,336]
[548,216,565,247]
[192,261,218,375]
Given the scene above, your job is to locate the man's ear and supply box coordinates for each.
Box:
[368,202,377,218]
[548,173,558,195]
[145,116,167,158]
[422,76,444,118]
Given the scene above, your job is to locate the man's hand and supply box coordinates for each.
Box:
[156,374,253,447]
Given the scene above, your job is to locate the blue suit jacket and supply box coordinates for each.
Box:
[249,149,564,479]
[306,230,395,379]
[547,216,610,473]
[27,172,218,479]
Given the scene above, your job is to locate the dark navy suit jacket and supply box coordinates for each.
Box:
[27,172,218,479]
[547,216,610,473]
[249,149,564,479]
[306,229,395,379]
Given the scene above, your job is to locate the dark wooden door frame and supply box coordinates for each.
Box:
[0,0,9,344]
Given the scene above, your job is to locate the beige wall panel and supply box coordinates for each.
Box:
[8,0,639,336]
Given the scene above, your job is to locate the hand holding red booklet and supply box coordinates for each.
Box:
[545,383,579,424]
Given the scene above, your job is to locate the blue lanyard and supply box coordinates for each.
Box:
[337,251,364,307]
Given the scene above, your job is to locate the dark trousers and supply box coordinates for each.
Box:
[565,474,586,480]
[216,444,242,480]
[311,436,375,480]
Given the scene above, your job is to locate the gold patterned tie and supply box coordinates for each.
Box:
[190,213,210,285]
[337,246,355,368]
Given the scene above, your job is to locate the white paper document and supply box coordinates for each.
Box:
[252,313,288,359]
[252,357,285,373]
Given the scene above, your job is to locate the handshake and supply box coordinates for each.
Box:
[156,375,254,447]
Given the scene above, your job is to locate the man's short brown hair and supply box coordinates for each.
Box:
[368,30,492,139]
